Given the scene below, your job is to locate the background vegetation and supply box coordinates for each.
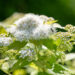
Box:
[0,0,75,26]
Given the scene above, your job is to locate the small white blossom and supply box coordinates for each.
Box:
[1,62,9,72]
[14,30,34,41]
[40,15,49,21]
[0,37,12,46]
[6,25,16,34]
[19,49,35,60]
[52,23,64,29]
[40,15,55,22]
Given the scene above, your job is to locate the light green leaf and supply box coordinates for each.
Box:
[0,26,7,35]
[10,59,30,72]
[31,38,57,50]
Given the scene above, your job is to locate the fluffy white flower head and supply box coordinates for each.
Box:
[7,13,56,41]
[14,14,43,30]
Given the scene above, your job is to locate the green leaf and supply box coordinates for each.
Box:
[53,64,69,74]
[10,59,30,72]
[0,26,7,35]
[42,39,57,50]
[31,38,57,50]
[54,38,61,47]
[8,41,27,50]
[37,72,49,75]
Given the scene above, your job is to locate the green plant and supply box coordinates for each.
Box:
[0,13,75,75]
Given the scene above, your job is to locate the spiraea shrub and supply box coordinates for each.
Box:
[0,13,75,75]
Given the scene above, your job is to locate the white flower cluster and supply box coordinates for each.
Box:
[0,37,12,46]
[19,49,35,61]
[7,14,57,41]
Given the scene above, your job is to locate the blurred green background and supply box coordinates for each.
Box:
[0,0,75,26]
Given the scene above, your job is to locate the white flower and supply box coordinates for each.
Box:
[0,37,12,46]
[19,49,35,61]
[6,25,16,34]
[32,24,56,40]
[1,62,9,72]
[52,23,64,29]
[14,13,43,30]
[14,30,32,41]
[7,13,56,41]
[40,15,49,22]
[40,15,54,22]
